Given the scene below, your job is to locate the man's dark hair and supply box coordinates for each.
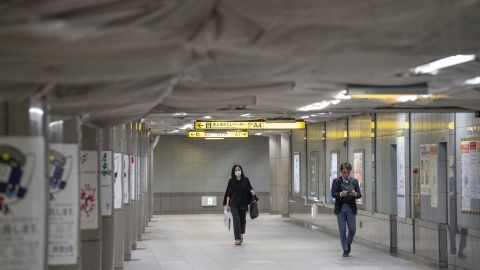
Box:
[340,162,352,172]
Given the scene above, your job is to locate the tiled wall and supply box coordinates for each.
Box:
[153,135,270,213]
[288,112,480,270]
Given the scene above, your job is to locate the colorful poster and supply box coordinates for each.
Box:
[48,144,79,265]
[80,151,98,229]
[123,155,129,204]
[0,137,47,269]
[353,151,364,206]
[328,152,338,202]
[461,137,480,214]
[113,153,122,209]
[100,151,113,216]
[420,144,438,207]
[292,153,300,197]
[130,156,136,201]
[308,151,319,201]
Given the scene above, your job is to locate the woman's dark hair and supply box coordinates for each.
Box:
[231,164,245,179]
[340,162,352,172]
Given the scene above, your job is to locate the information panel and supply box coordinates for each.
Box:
[100,151,113,216]
[113,153,122,209]
[292,152,301,197]
[48,143,79,265]
[80,151,98,229]
[123,155,130,203]
[328,152,338,202]
[461,137,480,215]
[0,137,47,269]
[130,156,136,201]
[353,151,364,206]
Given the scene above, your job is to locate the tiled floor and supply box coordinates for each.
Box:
[124,214,432,270]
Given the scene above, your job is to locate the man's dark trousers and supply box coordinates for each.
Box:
[336,203,356,251]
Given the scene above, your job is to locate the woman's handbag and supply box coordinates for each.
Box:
[249,196,259,220]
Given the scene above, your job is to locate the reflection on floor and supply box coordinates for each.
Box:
[124,214,432,270]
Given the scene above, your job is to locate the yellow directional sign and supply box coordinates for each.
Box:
[194,121,305,130]
[194,121,264,130]
[188,131,249,138]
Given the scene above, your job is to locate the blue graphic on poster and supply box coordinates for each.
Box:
[0,137,46,269]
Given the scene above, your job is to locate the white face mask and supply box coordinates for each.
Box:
[235,170,242,177]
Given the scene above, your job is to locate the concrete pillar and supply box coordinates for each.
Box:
[112,125,125,269]
[123,124,132,261]
[48,117,81,270]
[130,122,138,249]
[0,100,48,270]
[80,125,102,270]
[100,128,114,270]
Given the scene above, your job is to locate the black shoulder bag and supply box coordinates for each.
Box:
[249,195,259,220]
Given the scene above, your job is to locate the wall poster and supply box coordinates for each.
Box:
[48,143,79,265]
[0,137,46,269]
[328,152,338,202]
[396,137,406,217]
[308,151,319,201]
[113,153,122,209]
[353,150,364,206]
[292,152,301,197]
[123,155,130,204]
[130,155,136,201]
[100,151,113,216]
[460,137,480,215]
[80,151,98,229]
[420,144,439,207]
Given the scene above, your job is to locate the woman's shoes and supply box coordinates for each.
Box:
[239,235,243,244]
[235,239,241,245]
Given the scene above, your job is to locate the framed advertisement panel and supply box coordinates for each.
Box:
[292,152,301,197]
[353,150,364,207]
[328,151,339,203]
[308,151,319,201]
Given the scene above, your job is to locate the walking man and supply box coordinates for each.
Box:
[331,162,362,257]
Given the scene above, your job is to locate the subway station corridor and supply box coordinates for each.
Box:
[124,214,430,270]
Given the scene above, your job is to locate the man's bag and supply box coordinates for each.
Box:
[249,197,259,220]
[224,209,233,230]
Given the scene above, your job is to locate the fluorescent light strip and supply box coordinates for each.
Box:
[464,76,480,85]
[412,54,476,75]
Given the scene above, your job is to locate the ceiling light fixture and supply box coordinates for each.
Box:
[241,113,251,117]
[411,54,476,75]
[464,76,480,85]
[297,100,331,111]
[179,124,193,130]
[335,90,352,100]
[397,95,418,102]
[203,116,212,119]
[174,112,187,116]
[255,133,262,136]
[301,115,310,119]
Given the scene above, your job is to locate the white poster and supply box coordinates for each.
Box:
[430,145,438,208]
[130,156,136,201]
[420,144,438,207]
[353,151,364,206]
[136,156,141,198]
[396,137,406,196]
[123,155,129,204]
[48,144,79,265]
[113,153,122,209]
[80,151,98,229]
[292,153,300,197]
[100,151,113,216]
[396,137,406,217]
[461,137,480,214]
[0,137,46,269]
[328,152,338,202]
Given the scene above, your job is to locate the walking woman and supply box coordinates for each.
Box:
[223,164,256,245]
